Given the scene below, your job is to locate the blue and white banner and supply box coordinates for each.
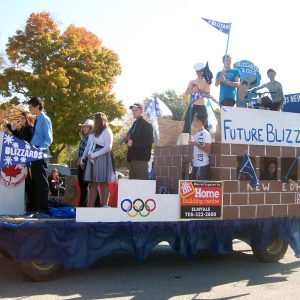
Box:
[221,107,300,147]
[238,153,259,188]
[144,96,172,142]
[0,131,51,167]
[283,93,300,113]
[190,92,219,106]
[202,18,231,34]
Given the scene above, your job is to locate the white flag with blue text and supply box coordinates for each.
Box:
[144,96,172,142]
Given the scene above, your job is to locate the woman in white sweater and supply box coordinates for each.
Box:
[80,112,115,207]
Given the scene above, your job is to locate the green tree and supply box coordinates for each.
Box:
[112,126,128,168]
[111,113,136,169]
[0,13,126,161]
[152,89,186,121]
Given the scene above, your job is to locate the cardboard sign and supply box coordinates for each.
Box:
[179,180,223,219]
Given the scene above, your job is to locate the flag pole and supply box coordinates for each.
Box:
[189,95,193,137]
[223,23,232,68]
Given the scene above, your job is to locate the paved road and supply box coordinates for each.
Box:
[1,241,300,300]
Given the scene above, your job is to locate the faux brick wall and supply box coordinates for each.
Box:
[222,180,300,219]
[153,142,300,219]
[154,145,192,193]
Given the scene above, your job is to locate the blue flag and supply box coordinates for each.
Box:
[144,97,161,142]
[238,153,259,188]
[0,131,51,167]
[283,93,300,113]
[202,17,231,34]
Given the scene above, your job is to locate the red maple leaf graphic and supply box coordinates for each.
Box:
[2,165,22,178]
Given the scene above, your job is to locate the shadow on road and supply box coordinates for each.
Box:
[1,242,300,300]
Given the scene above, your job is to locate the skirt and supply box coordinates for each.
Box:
[84,152,115,183]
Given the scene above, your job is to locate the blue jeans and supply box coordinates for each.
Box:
[192,164,210,180]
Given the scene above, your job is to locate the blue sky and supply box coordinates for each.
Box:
[0,0,299,108]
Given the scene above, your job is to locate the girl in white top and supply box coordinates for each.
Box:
[80,112,115,207]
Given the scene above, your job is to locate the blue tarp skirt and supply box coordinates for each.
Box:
[1,217,300,269]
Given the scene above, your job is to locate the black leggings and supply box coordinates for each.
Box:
[183,105,208,133]
[78,166,89,207]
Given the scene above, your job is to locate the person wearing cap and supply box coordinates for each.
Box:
[215,54,240,106]
[77,119,94,207]
[183,62,213,133]
[125,103,153,179]
[250,68,284,111]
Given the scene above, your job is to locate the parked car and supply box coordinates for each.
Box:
[47,164,71,177]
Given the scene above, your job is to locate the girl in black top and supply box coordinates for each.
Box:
[48,169,64,197]
[5,111,34,142]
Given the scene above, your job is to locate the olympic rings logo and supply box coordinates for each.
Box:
[121,198,156,217]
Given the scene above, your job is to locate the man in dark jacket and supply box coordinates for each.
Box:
[126,103,153,179]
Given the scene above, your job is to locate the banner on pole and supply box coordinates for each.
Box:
[144,96,172,142]
[201,17,231,34]
[0,131,51,167]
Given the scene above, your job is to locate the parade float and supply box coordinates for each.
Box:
[1,13,300,283]
[0,104,300,282]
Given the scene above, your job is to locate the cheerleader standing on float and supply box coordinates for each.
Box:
[80,112,115,207]
[183,62,213,133]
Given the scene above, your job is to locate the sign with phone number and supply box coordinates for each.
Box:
[179,180,223,219]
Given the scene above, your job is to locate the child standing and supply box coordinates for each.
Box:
[188,114,212,180]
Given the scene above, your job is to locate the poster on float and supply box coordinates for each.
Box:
[221,106,300,147]
[234,60,261,108]
[179,180,223,219]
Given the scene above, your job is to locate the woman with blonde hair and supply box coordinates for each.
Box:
[80,112,115,207]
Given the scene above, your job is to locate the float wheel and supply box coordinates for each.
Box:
[20,260,63,281]
[253,238,288,263]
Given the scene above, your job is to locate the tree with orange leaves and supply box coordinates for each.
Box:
[0,12,125,161]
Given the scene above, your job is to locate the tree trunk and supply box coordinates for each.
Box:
[50,144,66,163]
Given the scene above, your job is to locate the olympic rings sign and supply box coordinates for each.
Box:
[121,198,156,217]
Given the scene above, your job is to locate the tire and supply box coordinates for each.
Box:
[20,260,63,282]
[253,238,288,263]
